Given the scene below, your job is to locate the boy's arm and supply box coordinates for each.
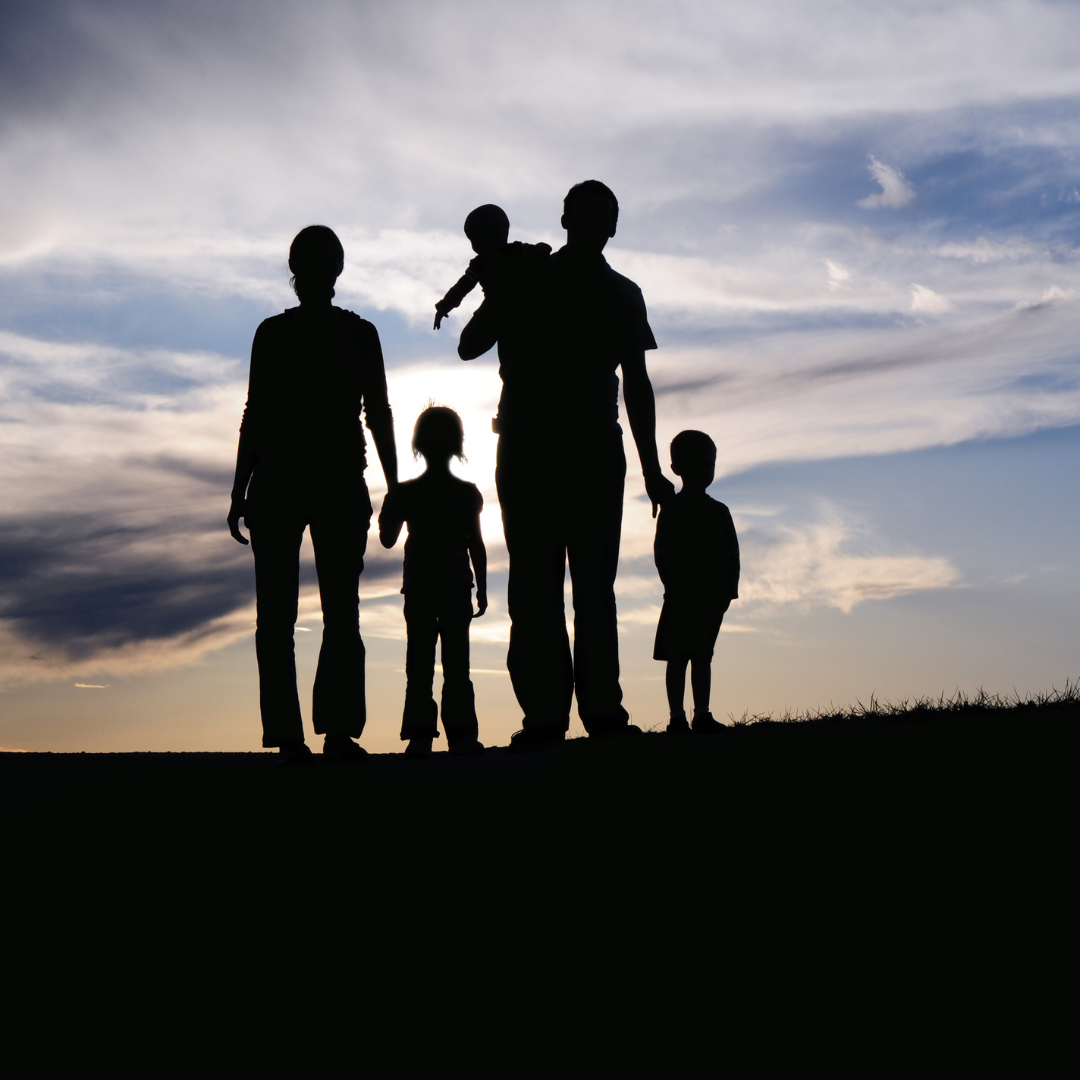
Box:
[467,503,487,617]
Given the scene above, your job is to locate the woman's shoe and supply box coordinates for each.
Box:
[666,715,691,737]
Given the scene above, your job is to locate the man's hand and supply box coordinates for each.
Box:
[473,590,488,618]
[644,471,675,518]
[227,498,249,545]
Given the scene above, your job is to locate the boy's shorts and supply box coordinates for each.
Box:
[653,595,725,662]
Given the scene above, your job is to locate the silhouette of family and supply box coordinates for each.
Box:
[227,182,740,762]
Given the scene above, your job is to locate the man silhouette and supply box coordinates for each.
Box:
[459,181,674,749]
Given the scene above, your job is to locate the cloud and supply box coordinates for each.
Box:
[909,283,952,313]
[736,515,960,614]
[859,155,916,209]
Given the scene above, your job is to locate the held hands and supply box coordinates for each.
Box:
[472,590,488,619]
[227,497,249,545]
[644,471,676,518]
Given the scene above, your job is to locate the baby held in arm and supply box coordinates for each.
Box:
[433,203,551,329]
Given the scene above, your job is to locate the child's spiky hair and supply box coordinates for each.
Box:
[412,404,466,461]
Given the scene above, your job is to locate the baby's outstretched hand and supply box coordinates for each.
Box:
[473,590,488,618]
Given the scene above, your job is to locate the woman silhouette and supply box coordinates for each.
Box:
[228,226,398,762]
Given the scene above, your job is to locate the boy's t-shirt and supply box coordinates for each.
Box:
[381,473,483,595]
[653,490,740,603]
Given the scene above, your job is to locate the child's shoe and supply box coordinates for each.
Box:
[691,712,726,736]
[404,737,434,759]
[666,714,691,737]
[323,734,369,762]
[448,739,485,756]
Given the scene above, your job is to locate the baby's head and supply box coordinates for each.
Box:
[670,430,716,492]
[464,204,510,256]
[412,405,465,464]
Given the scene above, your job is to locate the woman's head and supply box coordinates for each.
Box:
[289,225,345,303]
[412,405,465,462]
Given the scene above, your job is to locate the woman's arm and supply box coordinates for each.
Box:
[227,328,265,545]
[360,322,399,490]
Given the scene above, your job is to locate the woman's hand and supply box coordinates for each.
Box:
[472,590,488,618]
[227,498,249,545]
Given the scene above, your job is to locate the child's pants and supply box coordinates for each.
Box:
[401,589,478,746]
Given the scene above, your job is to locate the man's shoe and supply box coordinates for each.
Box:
[691,713,727,736]
[323,735,369,762]
[404,737,434,759]
[448,739,485,756]
[508,728,565,753]
[666,715,691,737]
[279,741,314,766]
[588,723,643,739]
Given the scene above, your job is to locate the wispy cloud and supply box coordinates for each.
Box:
[859,155,915,209]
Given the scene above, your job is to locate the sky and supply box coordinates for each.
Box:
[1,0,1078,752]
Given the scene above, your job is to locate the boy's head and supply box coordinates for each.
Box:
[464,204,510,256]
[413,405,465,462]
[288,225,344,301]
[670,430,716,490]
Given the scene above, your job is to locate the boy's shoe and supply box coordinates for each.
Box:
[508,727,565,753]
[404,737,434,759]
[279,741,314,766]
[691,713,727,736]
[448,739,485,756]
[666,715,691,737]
[323,735,369,762]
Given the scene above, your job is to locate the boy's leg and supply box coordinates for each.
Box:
[402,597,439,741]
[690,654,712,717]
[437,595,479,748]
[309,493,371,738]
[665,658,688,717]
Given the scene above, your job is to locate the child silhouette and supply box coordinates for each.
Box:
[433,204,550,330]
[379,407,487,757]
[653,431,740,736]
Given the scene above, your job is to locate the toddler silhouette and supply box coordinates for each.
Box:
[433,204,551,329]
[379,406,487,757]
[653,431,740,736]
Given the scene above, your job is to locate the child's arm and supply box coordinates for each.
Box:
[467,500,487,617]
[378,489,404,549]
[434,272,479,329]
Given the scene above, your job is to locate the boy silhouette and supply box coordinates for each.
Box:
[653,431,740,736]
[433,204,551,329]
[379,406,487,757]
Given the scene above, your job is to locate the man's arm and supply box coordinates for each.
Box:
[622,350,675,517]
[457,297,499,361]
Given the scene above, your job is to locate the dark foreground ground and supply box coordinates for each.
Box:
[6,693,1073,889]
[3,695,1073,1042]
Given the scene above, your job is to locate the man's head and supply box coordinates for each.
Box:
[289,225,344,302]
[670,430,717,491]
[464,204,510,256]
[561,181,619,252]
